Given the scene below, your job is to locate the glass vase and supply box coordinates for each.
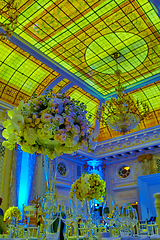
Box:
[83,199,94,239]
[41,152,59,238]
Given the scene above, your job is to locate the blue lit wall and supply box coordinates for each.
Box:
[16,146,36,212]
[86,160,104,179]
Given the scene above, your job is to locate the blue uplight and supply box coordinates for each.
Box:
[18,151,30,212]
[17,150,36,213]
[87,160,104,179]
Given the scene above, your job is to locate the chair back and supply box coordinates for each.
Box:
[27,226,40,238]
[138,221,148,235]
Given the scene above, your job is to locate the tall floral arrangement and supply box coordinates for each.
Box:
[4,206,21,221]
[70,173,106,202]
[2,91,96,159]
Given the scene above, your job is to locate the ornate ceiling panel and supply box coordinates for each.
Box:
[1,0,159,96]
[52,78,71,94]
[0,40,60,106]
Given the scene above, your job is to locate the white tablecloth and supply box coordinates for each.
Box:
[0,239,38,240]
[102,238,120,240]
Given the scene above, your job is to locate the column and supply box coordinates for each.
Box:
[154,193,160,233]
[1,148,13,211]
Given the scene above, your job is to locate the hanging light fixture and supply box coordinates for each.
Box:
[0,0,19,40]
[97,52,150,134]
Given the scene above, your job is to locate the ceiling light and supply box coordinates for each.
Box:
[97,53,150,134]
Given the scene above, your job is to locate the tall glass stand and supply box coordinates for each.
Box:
[41,152,59,239]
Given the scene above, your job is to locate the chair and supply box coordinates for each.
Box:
[24,205,36,226]
[138,221,148,235]
[147,222,155,235]
[27,226,40,239]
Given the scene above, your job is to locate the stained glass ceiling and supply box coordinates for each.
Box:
[1,0,160,142]
[0,40,60,105]
[1,0,159,96]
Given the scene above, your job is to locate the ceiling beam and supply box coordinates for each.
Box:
[61,82,74,93]
[42,75,64,95]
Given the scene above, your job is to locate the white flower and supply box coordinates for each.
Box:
[41,113,53,123]
[12,114,24,125]
[2,141,15,150]
[2,129,9,139]
[8,110,15,119]
[8,133,19,144]
[21,144,38,154]
[37,127,52,140]
[65,137,77,147]
[16,100,24,110]
[7,123,20,134]
[3,119,11,128]
[24,128,37,145]
[54,114,64,124]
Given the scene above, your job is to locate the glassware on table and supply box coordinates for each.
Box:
[69,197,96,239]
[116,204,130,237]
[117,204,138,237]
[41,153,59,239]
[102,201,119,237]
[129,206,138,236]
[62,199,79,240]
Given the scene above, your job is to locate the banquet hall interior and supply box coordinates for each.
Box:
[1,0,160,239]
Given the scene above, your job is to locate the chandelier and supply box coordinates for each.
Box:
[97,53,150,134]
[0,0,19,40]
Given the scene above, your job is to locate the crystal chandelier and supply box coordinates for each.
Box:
[97,53,150,134]
[0,0,19,40]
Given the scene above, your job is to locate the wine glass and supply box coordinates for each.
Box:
[117,204,131,237]
[132,208,138,236]
[102,201,119,237]
[60,200,75,239]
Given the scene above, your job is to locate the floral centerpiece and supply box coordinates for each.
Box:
[4,206,21,221]
[2,90,96,159]
[70,173,106,202]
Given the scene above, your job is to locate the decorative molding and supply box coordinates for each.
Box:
[113,184,137,191]
[95,125,160,157]
[114,189,137,200]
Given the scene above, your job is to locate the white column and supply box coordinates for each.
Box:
[154,193,160,233]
